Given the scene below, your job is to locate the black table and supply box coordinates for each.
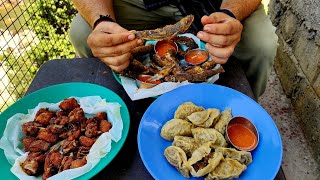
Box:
[26,58,285,180]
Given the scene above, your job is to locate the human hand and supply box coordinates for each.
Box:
[87,21,144,72]
[197,12,243,64]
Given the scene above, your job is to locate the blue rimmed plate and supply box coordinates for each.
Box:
[138,84,282,180]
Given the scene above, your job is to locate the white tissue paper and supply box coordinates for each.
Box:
[0,96,123,180]
[119,33,221,100]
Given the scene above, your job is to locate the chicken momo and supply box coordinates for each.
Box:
[192,127,227,148]
[205,158,247,180]
[161,119,194,140]
[187,108,220,128]
[164,146,190,178]
[174,102,204,120]
[215,147,252,165]
[172,136,199,157]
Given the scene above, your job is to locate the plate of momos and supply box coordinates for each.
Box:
[138,84,282,180]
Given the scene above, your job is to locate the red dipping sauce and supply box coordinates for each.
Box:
[185,49,209,65]
[155,40,177,57]
[227,123,258,151]
[137,75,161,85]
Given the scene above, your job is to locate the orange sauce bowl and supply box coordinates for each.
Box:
[226,116,259,151]
[184,49,209,65]
[154,40,178,57]
[136,75,162,89]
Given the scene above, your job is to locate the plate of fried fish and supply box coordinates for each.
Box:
[138,84,282,179]
[0,82,130,179]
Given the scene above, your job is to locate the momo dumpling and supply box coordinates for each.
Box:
[205,158,247,180]
[187,143,224,177]
[215,147,252,165]
[213,108,232,134]
[187,108,220,128]
[192,127,227,148]
[174,102,204,120]
[161,119,194,140]
[172,136,199,157]
[164,146,190,178]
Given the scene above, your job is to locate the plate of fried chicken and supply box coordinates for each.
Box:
[0,82,130,180]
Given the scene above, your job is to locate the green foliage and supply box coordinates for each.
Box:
[1,0,76,110]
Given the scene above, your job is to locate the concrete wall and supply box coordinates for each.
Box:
[269,0,320,164]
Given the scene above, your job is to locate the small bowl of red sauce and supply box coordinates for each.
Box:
[155,40,178,57]
[136,75,162,89]
[226,116,259,151]
[184,49,209,65]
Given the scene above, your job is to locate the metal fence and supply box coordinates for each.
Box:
[0,0,76,112]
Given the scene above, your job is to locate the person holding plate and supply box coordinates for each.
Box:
[69,0,278,99]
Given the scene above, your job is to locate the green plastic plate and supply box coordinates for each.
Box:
[0,82,130,179]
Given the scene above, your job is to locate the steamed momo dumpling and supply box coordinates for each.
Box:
[174,102,204,120]
[205,158,247,180]
[164,146,190,178]
[187,108,220,128]
[215,147,252,165]
[172,136,199,157]
[188,143,224,177]
[213,108,232,134]
[192,127,227,148]
[161,119,194,140]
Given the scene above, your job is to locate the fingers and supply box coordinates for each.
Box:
[100,53,131,72]
[205,43,236,64]
[201,12,231,25]
[203,21,243,35]
[92,38,143,57]
[197,31,240,47]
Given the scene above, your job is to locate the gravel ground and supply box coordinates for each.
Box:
[259,67,320,180]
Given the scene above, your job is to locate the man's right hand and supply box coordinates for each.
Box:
[87,21,143,72]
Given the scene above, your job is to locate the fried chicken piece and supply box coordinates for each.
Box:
[29,140,51,152]
[58,156,75,172]
[56,110,67,117]
[77,146,90,159]
[99,120,112,133]
[38,129,58,143]
[22,122,42,137]
[47,123,65,134]
[66,123,81,141]
[35,108,50,118]
[50,116,69,125]
[22,136,36,152]
[79,136,96,147]
[21,152,46,176]
[61,140,79,155]
[68,107,86,123]
[85,121,99,138]
[70,158,87,169]
[59,98,80,112]
[43,150,63,180]
[93,112,107,121]
[35,111,55,125]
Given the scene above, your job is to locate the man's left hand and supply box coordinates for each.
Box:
[197,12,243,64]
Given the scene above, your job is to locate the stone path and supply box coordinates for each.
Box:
[259,68,319,180]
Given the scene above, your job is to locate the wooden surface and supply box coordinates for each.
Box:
[26,57,285,180]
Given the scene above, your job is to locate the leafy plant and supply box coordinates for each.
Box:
[1,0,76,111]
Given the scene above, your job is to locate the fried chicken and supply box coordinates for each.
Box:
[59,98,80,112]
[70,158,86,169]
[21,152,46,176]
[68,107,86,123]
[61,140,79,155]
[22,136,36,152]
[38,129,58,143]
[34,111,55,125]
[29,140,51,152]
[85,121,98,138]
[99,120,112,133]
[43,150,63,180]
[93,112,107,121]
[22,122,42,137]
[79,136,96,147]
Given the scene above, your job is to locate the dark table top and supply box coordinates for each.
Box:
[26,57,285,180]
